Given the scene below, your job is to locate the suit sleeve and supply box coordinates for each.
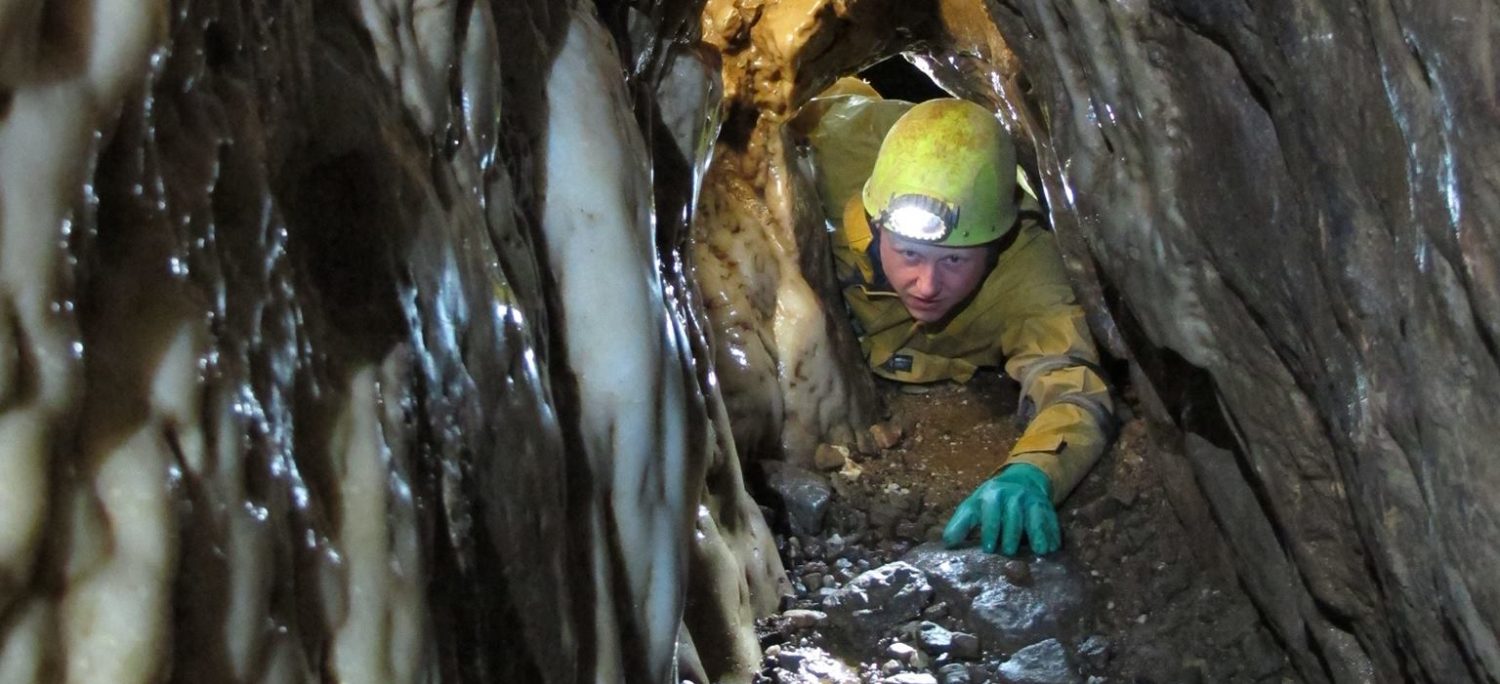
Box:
[991,217,1115,504]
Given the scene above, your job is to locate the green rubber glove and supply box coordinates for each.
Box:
[942,463,1061,556]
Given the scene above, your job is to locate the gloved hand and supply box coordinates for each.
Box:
[942,463,1061,555]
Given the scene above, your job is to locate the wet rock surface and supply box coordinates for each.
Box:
[821,562,934,642]
[762,461,836,535]
[905,545,1086,653]
[757,377,1294,683]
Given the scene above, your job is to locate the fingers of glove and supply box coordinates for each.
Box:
[942,500,979,548]
[1025,500,1061,555]
[999,493,1025,556]
[979,488,1005,554]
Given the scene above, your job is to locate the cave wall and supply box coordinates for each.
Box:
[0,0,784,682]
[699,0,1499,682]
[969,1,1500,681]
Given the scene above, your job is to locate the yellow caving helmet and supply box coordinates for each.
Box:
[861,99,1017,247]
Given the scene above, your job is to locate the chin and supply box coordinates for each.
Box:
[906,304,950,323]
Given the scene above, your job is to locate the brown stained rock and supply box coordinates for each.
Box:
[870,421,905,450]
[816,443,852,471]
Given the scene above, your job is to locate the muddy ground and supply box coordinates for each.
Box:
[752,373,1297,684]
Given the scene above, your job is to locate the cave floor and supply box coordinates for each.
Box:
[756,373,1298,684]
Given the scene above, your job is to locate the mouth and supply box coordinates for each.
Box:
[905,295,945,318]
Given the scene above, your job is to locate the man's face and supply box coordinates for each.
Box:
[877,230,992,323]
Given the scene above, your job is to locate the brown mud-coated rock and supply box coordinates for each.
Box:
[870,422,905,450]
[1001,560,1033,586]
[816,443,852,471]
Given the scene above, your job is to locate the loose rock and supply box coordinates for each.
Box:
[950,632,980,660]
[904,544,1085,651]
[762,462,833,535]
[998,639,1081,684]
[888,641,919,662]
[938,662,971,684]
[886,674,938,684]
[783,609,827,629]
[816,443,851,471]
[918,622,954,654]
[822,562,935,645]
[870,421,905,449]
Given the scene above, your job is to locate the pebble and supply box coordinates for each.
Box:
[815,443,850,471]
[871,422,905,449]
[777,650,806,670]
[886,674,938,684]
[950,633,980,660]
[918,622,954,654]
[888,642,918,662]
[783,609,827,629]
[922,602,949,620]
[882,659,904,675]
[1076,635,1111,669]
[827,534,847,557]
[1002,559,1033,586]
[938,663,971,684]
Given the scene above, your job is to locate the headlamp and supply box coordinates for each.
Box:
[877,194,960,243]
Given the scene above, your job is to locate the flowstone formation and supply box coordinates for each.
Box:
[698,0,1500,682]
[0,0,783,682]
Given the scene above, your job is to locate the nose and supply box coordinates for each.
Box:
[909,263,940,298]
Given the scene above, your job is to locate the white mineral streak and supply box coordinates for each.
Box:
[460,0,501,163]
[657,49,718,175]
[0,0,167,680]
[329,362,431,684]
[357,0,456,135]
[543,6,695,682]
[61,320,203,684]
[212,388,279,682]
[61,418,176,684]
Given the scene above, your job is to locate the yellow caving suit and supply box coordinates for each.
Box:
[800,84,1114,503]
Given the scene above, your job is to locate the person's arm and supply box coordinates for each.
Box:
[942,211,1114,555]
[992,220,1114,504]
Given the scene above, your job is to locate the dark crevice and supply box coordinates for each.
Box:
[1302,623,1341,684]
[1440,611,1494,684]
[1406,38,1434,89]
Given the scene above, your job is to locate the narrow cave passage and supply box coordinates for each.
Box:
[3,0,1493,682]
[735,55,1293,684]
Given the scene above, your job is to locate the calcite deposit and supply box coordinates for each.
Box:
[0,0,781,682]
